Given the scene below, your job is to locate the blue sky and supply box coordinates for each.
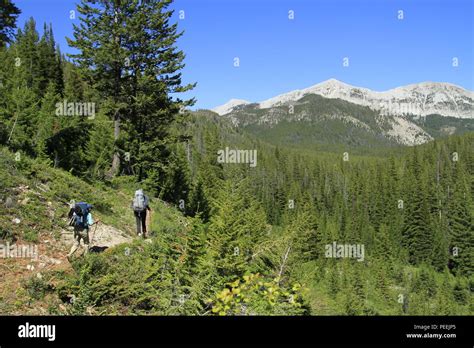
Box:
[14,0,474,109]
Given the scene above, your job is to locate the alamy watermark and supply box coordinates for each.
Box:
[217,147,257,167]
[0,242,38,260]
[379,100,423,118]
[55,100,95,119]
[325,241,365,262]
[18,322,55,342]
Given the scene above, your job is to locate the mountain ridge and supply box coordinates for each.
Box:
[210,93,473,148]
[213,79,474,119]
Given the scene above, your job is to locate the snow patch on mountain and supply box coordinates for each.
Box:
[212,99,250,116]
[257,79,474,118]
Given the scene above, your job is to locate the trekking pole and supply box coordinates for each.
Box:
[146,209,152,237]
[89,220,101,246]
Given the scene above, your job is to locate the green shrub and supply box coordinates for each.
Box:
[23,275,51,300]
[0,226,16,243]
[23,228,39,243]
[207,273,310,315]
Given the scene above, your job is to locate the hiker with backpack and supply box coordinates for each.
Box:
[131,189,151,238]
[67,202,98,259]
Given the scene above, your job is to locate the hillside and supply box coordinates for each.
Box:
[0,146,188,314]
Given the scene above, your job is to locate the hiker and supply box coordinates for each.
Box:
[67,202,97,258]
[131,189,151,238]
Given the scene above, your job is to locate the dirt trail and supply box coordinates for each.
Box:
[1,220,133,280]
[0,219,134,314]
[60,222,133,251]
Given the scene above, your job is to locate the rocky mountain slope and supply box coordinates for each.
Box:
[214,79,474,118]
[212,80,474,148]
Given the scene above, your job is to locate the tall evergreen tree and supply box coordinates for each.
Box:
[35,82,59,161]
[68,0,195,180]
[447,163,474,276]
[0,0,21,46]
[206,179,267,286]
[402,150,433,265]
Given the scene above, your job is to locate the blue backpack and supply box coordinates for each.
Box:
[73,202,92,229]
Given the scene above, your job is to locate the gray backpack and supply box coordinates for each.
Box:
[132,190,146,212]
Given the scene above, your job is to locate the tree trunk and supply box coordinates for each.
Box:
[110,114,120,176]
[110,3,121,177]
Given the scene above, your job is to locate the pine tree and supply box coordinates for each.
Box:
[435,273,454,315]
[374,223,393,261]
[14,18,41,95]
[411,267,437,297]
[343,265,365,315]
[447,162,474,277]
[63,61,85,100]
[452,279,469,305]
[35,82,59,161]
[68,0,195,178]
[1,18,66,157]
[375,263,390,302]
[85,113,114,180]
[402,151,433,265]
[290,202,320,263]
[3,74,39,156]
[0,0,21,46]
[187,177,210,222]
[206,179,267,287]
[327,265,340,297]
[431,223,449,272]
[33,24,63,96]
